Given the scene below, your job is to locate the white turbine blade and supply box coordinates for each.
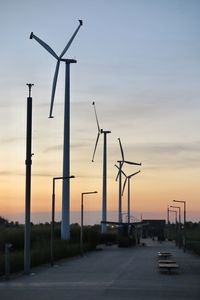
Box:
[59,20,83,59]
[122,177,128,196]
[30,32,58,59]
[92,132,100,162]
[118,138,125,161]
[49,60,60,118]
[123,160,141,166]
[129,170,141,178]
[92,101,101,132]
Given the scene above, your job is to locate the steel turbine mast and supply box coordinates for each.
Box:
[121,170,140,224]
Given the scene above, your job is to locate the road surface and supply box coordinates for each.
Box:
[0,239,200,299]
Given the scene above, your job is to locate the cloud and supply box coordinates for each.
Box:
[0,171,13,176]
[130,141,200,156]
[43,142,91,153]
[43,144,62,153]
[32,172,53,178]
[0,137,24,144]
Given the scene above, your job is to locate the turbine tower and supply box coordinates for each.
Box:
[30,20,83,240]
[121,169,140,224]
[92,102,111,233]
[116,138,141,224]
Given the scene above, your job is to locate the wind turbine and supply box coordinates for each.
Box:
[92,101,111,233]
[30,20,83,240]
[116,138,141,224]
[121,169,140,224]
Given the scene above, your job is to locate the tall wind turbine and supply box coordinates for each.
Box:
[92,101,111,233]
[30,20,83,240]
[121,170,140,224]
[116,138,141,224]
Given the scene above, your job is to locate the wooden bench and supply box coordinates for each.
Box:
[159,262,179,273]
[157,252,172,259]
[158,260,176,264]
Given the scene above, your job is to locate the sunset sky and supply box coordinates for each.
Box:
[0,0,200,224]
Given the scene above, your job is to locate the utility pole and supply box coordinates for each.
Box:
[24,83,34,274]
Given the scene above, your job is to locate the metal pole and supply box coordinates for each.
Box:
[5,243,12,280]
[80,191,97,256]
[101,132,107,233]
[184,201,186,252]
[118,162,122,223]
[169,209,177,245]
[177,207,182,248]
[24,83,33,275]
[127,178,130,224]
[80,194,84,256]
[51,179,55,266]
[61,63,71,240]
[167,207,169,224]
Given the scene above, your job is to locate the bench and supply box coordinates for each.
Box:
[158,260,177,264]
[159,263,179,273]
[158,252,172,258]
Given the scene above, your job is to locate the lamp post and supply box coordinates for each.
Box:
[80,191,98,256]
[51,175,75,266]
[173,200,186,251]
[24,83,34,275]
[170,206,181,223]
[169,209,178,246]
[169,209,177,223]
[167,206,169,224]
[170,205,181,248]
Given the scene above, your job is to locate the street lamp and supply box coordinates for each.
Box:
[170,205,182,248]
[80,191,98,256]
[169,209,177,223]
[169,209,178,246]
[173,200,187,251]
[51,175,75,266]
[170,206,181,224]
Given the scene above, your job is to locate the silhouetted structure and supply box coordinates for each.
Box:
[142,219,166,241]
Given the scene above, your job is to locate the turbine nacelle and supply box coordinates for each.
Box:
[101,129,111,134]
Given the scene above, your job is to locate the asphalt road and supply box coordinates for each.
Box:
[0,239,200,300]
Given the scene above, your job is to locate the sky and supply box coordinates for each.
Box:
[0,0,200,224]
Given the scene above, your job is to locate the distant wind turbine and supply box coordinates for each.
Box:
[92,101,111,233]
[30,20,83,240]
[116,138,141,224]
[118,167,140,224]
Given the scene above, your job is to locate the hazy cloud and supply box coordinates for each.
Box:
[0,137,24,144]
[44,142,90,153]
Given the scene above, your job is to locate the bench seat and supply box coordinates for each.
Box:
[159,263,179,273]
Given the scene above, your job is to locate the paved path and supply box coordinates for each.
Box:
[0,239,200,299]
